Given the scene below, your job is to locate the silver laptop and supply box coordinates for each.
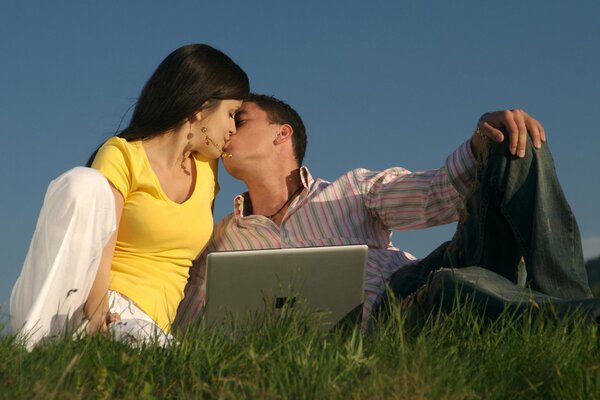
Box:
[202,245,368,330]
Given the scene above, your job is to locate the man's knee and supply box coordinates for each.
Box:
[486,128,553,165]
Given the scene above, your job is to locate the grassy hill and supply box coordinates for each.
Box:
[1,303,598,399]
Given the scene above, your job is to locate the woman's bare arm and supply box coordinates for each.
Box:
[84,184,124,334]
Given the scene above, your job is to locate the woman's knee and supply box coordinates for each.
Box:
[47,167,113,206]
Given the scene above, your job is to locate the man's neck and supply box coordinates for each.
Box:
[245,168,303,220]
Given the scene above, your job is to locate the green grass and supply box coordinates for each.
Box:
[591,283,600,298]
[0,303,598,400]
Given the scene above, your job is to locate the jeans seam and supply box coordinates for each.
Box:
[569,211,575,271]
[499,204,528,259]
[475,189,487,264]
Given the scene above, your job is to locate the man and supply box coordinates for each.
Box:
[175,94,596,330]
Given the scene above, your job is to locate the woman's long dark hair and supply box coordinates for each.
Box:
[87,44,249,166]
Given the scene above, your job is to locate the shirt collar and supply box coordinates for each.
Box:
[299,165,313,188]
[232,166,314,220]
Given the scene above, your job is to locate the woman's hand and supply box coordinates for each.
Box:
[85,307,121,335]
[84,296,110,334]
[106,312,121,326]
[471,109,546,158]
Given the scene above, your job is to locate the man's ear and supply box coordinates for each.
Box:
[274,124,293,144]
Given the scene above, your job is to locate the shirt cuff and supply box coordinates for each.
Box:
[445,140,477,197]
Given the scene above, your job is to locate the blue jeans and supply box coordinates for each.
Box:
[381,135,597,321]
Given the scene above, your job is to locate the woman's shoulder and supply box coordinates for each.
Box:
[92,136,146,171]
[96,136,145,161]
[92,137,146,196]
[100,136,139,151]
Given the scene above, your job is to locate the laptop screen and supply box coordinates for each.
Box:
[202,245,368,329]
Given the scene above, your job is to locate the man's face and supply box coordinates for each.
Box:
[222,102,279,178]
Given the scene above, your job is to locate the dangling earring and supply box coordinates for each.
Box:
[202,126,209,145]
[181,124,194,175]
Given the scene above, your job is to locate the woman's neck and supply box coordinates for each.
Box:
[142,129,189,171]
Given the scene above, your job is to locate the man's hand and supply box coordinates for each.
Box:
[471,109,546,158]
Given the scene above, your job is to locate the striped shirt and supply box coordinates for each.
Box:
[176,140,477,328]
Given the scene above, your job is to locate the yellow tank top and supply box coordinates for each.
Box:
[92,136,218,332]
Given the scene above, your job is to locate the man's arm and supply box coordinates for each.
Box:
[359,144,474,231]
[362,109,546,231]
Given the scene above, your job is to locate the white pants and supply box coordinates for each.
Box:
[95,290,173,347]
[10,167,171,350]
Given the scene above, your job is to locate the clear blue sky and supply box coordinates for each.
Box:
[2,1,599,317]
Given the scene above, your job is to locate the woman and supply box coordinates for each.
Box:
[10,44,249,349]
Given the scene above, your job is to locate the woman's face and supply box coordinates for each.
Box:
[194,99,242,159]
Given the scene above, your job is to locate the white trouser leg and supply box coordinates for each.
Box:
[10,167,116,350]
[106,291,174,347]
